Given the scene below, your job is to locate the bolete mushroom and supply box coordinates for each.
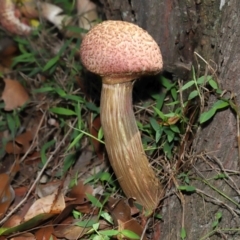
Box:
[80,20,163,212]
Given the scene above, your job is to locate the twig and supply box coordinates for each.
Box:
[196,188,239,217]
[140,218,151,240]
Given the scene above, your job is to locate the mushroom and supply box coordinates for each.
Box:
[80,20,163,212]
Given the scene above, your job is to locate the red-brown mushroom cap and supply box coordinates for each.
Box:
[80,20,163,84]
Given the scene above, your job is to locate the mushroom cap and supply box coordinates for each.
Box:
[80,20,163,84]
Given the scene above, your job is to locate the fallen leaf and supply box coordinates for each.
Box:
[24,192,65,221]
[10,232,35,240]
[106,198,146,240]
[1,79,29,111]
[35,225,56,240]
[54,223,89,240]
[68,181,93,204]
[159,116,180,126]
[2,215,22,228]
[54,217,101,240]
[36,180,62,198]
[0,173,15,219]
[5,131,33,154]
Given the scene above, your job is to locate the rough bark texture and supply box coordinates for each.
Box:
[100,0,240,239]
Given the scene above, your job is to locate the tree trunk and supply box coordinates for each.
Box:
[100,0,240,239]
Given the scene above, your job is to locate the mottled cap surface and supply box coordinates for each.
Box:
[80,20,163,84]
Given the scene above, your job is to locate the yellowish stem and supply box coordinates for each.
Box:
[101,82,163,212]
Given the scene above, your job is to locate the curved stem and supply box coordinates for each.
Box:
[101,82,162,212]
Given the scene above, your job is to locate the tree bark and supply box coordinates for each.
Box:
[100,0,240,239]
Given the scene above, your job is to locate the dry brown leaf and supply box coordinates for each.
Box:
[10,232,35,240]
[159,116,180,126]
[68,181,94,214]
[0,173,15,219]
[106,198,146,240]
[36,180,62,198]
[35,225,56,240]
[5,131,33,154]
[24,192,65,221]
[68,181,93,204]
[54,217,101,240]
[1,79,29,111]
[54,222,89,240]
[2,215,22,228]
[24,151,41,165]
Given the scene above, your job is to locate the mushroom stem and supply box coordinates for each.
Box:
[101,81,162,212]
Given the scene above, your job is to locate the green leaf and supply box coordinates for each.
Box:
[64,95,84,102]
[212,99,229,110]
[196,75,211,85]
[188,90,199,100]
[98,172,112,183]
[170,125,180,133]
[154,213,162,220]
[42,55,60,72]
[178,185,196,193]
[171,87,177,101]
[40,140,56,164]
[33,87,55,93]
[164,112,176,118]
[50,107,77,116]
[67,133,84,151]
[86,193,102,208]
[100,211,113,224]
[209,79,219,90]
[180,228,187,239]
[6,113,17,136]
[199,100,229,124]
[120,229,140,239]
[160,76,173,89]
[153,107,166,120]
[216,211,222,220]
[85,102,100,114]
[199,108,216,124]
[62,154,75,175]
[165,100,180,106]
[0,213,59,235]
[75,218,98,228]
[163,141,173,159]
[99,229,119,236]
[212,220,218,229]
[98,127,104,140]
[214,173,228,180]
[152,92,165,110]
[92,223,99,231]
[155,129,163,143]
[150,118,160,132]
[55,88,66,97]
[181,80,195,91]
[164,129,175,143]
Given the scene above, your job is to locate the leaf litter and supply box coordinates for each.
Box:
[0,1,158,239]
